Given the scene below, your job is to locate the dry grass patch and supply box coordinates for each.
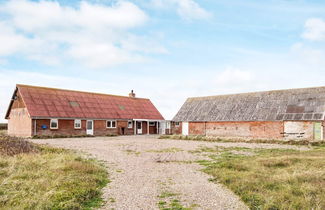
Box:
[198,147,325,209]
[0,137,109,209]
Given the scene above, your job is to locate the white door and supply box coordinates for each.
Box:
[182,122,189,136]
[137,121,142,134]
[161,122,166,135]
[86,120,94,135]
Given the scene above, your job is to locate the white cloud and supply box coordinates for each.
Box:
[215,67,253,85]
[302,18,325,41]
[291,42,325,66]
[150,0,212,20]
[0,0,166,68]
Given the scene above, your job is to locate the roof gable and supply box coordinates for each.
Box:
[8,84,164,120]
[173,87,325,122]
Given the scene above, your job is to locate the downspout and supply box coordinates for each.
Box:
[205,121,207,136]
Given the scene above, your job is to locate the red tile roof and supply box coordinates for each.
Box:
[10,84,164,120]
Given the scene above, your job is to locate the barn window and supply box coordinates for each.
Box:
[128,120,133,128]
[107,120,116,128]
[69,101,80,107]
[175,122,180,127]
[74,119,81,129]
[50,119,58,129]
[149,122,155,126]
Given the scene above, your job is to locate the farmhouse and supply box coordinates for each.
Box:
[5,84,164,137]
[172,87,325,141]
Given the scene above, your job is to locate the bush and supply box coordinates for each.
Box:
[0,136,38,156]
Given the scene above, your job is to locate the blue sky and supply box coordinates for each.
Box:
[1,0,325,122]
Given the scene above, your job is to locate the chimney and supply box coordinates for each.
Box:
[129,90,136,98]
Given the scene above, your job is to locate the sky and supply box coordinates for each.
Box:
[1,0,325,122]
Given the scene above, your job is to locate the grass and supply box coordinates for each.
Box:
[197,146,325,209]
[160,135,325,146]
[147,147,183,153]
[0,136,109,209]
[157,191,195,210]
[124,149,141,156]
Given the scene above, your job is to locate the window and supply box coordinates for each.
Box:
[175,122,180,127]
[74,119,81,129]
[50,119,58,129]
[69,101,80,107]
[149,122,155,126]
[128,120,133,128]
[106,120,116,128]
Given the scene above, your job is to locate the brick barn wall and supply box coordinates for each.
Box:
[203,121,284,139]
[34,119,87,136]
[34,119,136,136]
[172,121,318,140]
[171,122,182,135]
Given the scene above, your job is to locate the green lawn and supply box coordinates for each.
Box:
[196,146,325,209]
[0,137,109,209]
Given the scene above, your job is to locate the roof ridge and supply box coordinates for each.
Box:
[16,84,149,100]
[188,86,325,100]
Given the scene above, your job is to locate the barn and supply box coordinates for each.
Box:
[172,87,325,141]
[5,84,164,137]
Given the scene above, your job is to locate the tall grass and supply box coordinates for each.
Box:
[0,137,109,209]
[199,147,325,209]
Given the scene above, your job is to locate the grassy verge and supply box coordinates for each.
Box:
[196,146,325,209]
[0,137,109,209]
[160,135,325,146]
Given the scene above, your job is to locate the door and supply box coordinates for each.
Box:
[137,121,142,134]
[182,122,189,136]
[86,120,94,135]
[314,122,323,140]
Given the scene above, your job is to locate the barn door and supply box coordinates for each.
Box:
[182,122,189,136]
[314,122,323,140]
[86,120,94,135]
[137,121,142,134]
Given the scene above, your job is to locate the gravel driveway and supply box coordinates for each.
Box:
[31,136,308,210]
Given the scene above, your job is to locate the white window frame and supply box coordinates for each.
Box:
[175,122,180,127]
[50,119,58,129]
[128,120,133,129]
[149,122,156,126]
[74,119,81,129]
[106,120,117,128]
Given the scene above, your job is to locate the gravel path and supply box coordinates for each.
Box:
[31,136,308,210]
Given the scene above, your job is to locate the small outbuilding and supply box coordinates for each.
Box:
[5,84,164,137]
[172,87,325,141]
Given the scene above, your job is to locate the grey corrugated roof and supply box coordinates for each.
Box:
[173,87,325,122]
